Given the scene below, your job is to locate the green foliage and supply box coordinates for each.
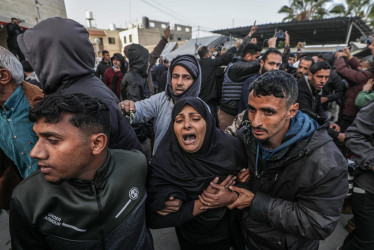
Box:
[278,0,374,29]
[278,0,331,22]
[277,40,285,49]
[328,0,374,28]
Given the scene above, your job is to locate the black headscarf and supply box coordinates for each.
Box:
[147,97,247,244]
[148,97,247,210]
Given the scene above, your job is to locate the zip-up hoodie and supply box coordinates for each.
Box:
[17,17,141,152]
[10,149,153,250]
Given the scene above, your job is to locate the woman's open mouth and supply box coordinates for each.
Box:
[183,133,197,144]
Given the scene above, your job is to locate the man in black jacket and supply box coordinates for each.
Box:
[297,61,330,118]
[95,50,111,80]
[341,101,374,250]
[6,18,25,61]
[9,94,152,250]
[17,17,141,152]
[198,42,240,122]
[207,71,348,249]
[218,42,262,130]
[237,48,282,113]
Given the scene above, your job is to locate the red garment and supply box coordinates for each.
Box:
[335,57,374,117]
[103,68,124,99]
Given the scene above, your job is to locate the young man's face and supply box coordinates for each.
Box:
[171,65,194,95]
[260,53,282,74]
[30,114,96,183]
[308,69,330,91]
[103,53,110,62]
[247,91,298,149]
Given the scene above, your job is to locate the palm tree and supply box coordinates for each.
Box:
[329,0,374,27]
[330,0,372,17]
[278,0,331,22]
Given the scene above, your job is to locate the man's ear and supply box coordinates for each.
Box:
[0,68,12,85]
[243,53,251,61]
[91,133,108,155]
[287,103,299,119]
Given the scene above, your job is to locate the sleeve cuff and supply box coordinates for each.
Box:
[249,192,270,222]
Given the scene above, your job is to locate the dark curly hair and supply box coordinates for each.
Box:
[29,93,110,138]
[248,70,298,107]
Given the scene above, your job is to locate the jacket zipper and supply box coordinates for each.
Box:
[91,182,105,250]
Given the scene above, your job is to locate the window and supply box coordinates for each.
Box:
[150,22,155,28]
[129,35,133,43]
[123,36,127,44]
[108,37,115,44]
[185,27,190,32]
[161,23,167,29]
[177,26,182,31]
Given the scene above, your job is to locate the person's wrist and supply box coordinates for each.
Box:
[229,191,239,204]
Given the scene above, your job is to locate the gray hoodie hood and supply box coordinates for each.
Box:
[17,17,95,94]
[165,54,201,101]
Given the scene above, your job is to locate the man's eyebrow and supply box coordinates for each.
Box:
[37,132,62,138]
[172,73,191,77]
[260,107,277,113]
[247,104,256,109]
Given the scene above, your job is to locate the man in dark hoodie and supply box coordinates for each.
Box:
[17,17,141,152]
[104,53,127,99]
[204,71,348,249]
[120,44,153,160]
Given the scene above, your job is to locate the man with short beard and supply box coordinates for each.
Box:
[294,56,314,79]
[204,71,348,250]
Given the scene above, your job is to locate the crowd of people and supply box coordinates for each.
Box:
[1,16,374,250]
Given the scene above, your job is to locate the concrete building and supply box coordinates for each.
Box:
[88,28,124,58]
[119,17,192,51]
[0,0,67,49]
[87,15,192,64]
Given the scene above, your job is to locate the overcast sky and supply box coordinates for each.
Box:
[64,0,289,33]
[64,0,345,37]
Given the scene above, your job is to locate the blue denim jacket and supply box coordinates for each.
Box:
[0,85,38,178]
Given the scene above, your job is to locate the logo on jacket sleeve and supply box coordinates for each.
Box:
[115,187,140,219]
[129,187,139,200]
